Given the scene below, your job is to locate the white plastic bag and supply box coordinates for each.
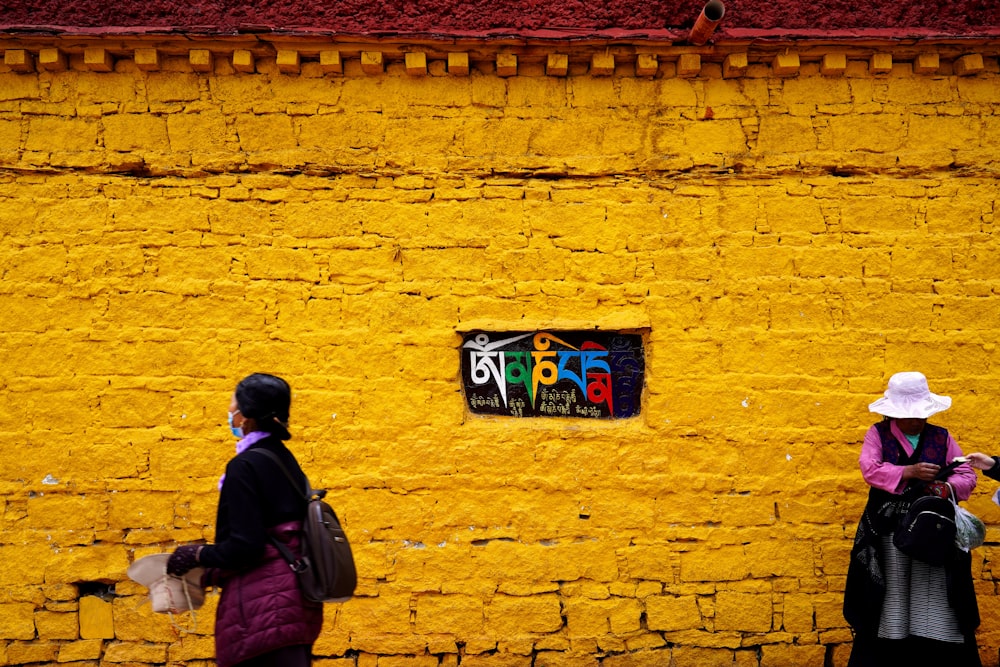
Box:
[953,504,986,552]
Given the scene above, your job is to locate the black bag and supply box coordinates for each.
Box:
[892,494,957,566]
[250,448,357,602]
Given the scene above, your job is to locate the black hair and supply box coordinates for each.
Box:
[235,373,292,440]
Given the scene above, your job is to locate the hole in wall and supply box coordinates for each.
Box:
[75,581,117,600]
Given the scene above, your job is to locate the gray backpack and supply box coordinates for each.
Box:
[250,448,357,602]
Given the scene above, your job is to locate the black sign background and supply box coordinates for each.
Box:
[461,331,645,419]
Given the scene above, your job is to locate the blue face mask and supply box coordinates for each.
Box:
[227,411,244,439]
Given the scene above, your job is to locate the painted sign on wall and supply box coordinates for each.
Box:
[461,331,645,419]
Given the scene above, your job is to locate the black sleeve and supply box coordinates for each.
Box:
[198,456,268,570]
[985,456,1000,482]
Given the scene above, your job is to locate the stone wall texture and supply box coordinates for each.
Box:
[0,38,1000,667]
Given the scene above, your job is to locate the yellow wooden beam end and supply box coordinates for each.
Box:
[4,49,34,73]
[635,53,658,77]
[405,52,427,76]
[361,51,384,74]
[276,50,300,74]
[677,53,701,77]
[954,53,984,76]
[133,48,160,72]
[590,52,615,76]
[914,52,940,74]
[496,53,517,77]
[232,49,255,73]
[447,52,469,76]
[546,53,568,76]
[870,52,892,74]
[189,49,213,72]
[320,50,343,74]
[83,47,114,72]
[722,52,747,78]
[772,52,800,76]
[37,48,67,71]
[820,53,847,76]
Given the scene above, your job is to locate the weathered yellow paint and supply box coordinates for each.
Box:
[78,596,113,640]
[0,38,999,667]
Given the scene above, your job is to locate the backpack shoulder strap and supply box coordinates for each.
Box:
[246,447,310,501]
[245,448,312,572]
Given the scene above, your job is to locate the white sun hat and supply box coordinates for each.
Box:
[868,371,952,419]
[127,553,205,615]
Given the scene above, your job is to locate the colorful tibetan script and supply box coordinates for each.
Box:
[461,331,644,419]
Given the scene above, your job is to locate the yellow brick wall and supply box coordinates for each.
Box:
[0,43,999,666]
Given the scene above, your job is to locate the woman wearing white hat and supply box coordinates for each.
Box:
[844,372,981,666]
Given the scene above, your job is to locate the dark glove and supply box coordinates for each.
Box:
[167,545,202,576]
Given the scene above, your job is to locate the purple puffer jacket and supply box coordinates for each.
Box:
[212,521,323,667]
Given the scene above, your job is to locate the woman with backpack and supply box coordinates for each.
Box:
[843,372,981,666]
[166,373,323,667]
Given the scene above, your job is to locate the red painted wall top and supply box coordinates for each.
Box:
[1,0,998,38]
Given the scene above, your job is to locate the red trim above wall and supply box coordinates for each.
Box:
[2,0,999,39]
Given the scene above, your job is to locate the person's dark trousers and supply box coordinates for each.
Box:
[848,635,981,667]
[235,645,312,667]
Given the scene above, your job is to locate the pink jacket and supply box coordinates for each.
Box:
[859,421,977,501]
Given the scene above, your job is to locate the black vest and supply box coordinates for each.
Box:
[874,419,949,494]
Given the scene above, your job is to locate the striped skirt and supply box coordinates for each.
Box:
[877,535,964,643]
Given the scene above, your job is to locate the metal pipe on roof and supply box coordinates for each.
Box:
[688,0,725,45]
